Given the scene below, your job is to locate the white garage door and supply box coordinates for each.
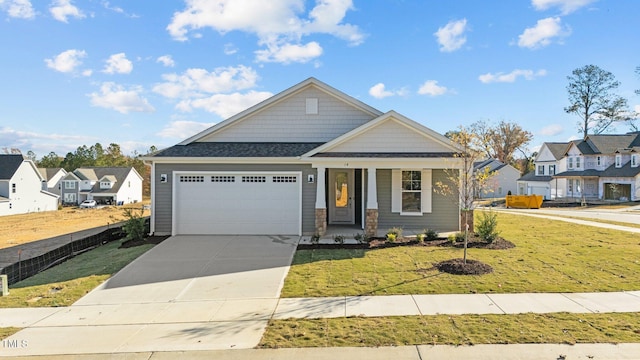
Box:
[173,172,301,235]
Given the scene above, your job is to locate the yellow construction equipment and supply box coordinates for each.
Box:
[505,195,543,209]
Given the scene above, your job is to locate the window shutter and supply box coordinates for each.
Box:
[391,169,401,213]
[421,169,432,213]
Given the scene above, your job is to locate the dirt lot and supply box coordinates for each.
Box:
[0,203,150,250]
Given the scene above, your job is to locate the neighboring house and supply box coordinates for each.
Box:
[517,142,568,200]
[60,167,143,206]
[553,134,640,201]
[0,154,59,216]
[38,168,67,199]
[518,134,640,201]
[143,78,464,237]
[473,159,520,198]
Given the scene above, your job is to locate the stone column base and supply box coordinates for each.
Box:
[365,209,378,237]
[315,208,327,236]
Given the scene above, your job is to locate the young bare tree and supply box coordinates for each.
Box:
[435,126,494,264]
[565,65,631,139]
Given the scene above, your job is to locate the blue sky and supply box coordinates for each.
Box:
[1,0,638,158]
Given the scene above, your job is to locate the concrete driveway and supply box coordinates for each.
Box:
[3,235,298,356]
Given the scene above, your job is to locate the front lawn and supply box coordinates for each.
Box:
[260,313,640,348]
[282,212,640,297]
[0,240,153,308]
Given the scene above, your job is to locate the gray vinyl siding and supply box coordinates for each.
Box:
[153,163,316,235]
[375,169,459,232]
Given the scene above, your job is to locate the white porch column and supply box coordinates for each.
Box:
[315,167,326,208]
[366,167,378,209]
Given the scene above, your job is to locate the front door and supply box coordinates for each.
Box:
[329,169,354,224]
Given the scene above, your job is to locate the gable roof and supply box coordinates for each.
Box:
[73,167,141,195]
[38,168,66,181]
[566,134,640,156]
[302,111,460,158]
[0,154,25,180]
[178,77,383,145]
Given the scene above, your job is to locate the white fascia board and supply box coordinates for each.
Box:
[178,77,383,145]
[308,157,464,169]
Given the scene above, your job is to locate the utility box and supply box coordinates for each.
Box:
[0,274,8,296]
[506,195,543,209]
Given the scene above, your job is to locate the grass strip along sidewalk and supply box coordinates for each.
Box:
[260,313,640,348]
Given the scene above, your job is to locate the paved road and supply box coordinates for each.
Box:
[1,235,298,356]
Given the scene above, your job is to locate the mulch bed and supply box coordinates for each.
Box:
[119,235,170,248]
[297,235,515,251]
[434,258,494,275]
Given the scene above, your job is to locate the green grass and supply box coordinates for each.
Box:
[259,313,640,348]
[282,212,640,297]
[0,241,153,308]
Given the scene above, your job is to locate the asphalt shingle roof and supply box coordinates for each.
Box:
[518,172,552,182]
[0,154,26,180]
[154,142,326,157]
[545,142,570,160]
[313,152,458,158]
[73,167,136,195]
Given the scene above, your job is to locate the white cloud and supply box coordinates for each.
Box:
[0,0,35,19]
[255,41,323,64]
[0,126,94,156]
[531,0,597,15]
[166,0,364,64]
[101,1,138,18]
[44,49,87,73]
[539,124,563,136]
[49,0,85,23]
[89,82,155,114]
[157,120,215,139]
[434,18,468,52]
[176,91,272,119]
[518,17,570,49]
[368,83,393,99]
[156,55,175,67]
[153,65,259,99]
[224,43,238,55]
[103,53,133,74]
[418,80,449,96]
[479,69,547,83]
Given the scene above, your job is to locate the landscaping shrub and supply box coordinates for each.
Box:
[122,207,146,242]
[476,210,499,243]
[424,228,439,241]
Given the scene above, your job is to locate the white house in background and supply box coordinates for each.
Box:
[60,167,143,206]
[473,159,520,198]
[38,168,67,200]
[517,142,569,200]
[0,154,59,216]
[553,134,640,201]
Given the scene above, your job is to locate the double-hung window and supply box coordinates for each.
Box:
[401,171,421,213]
[538,165,545,175]
[549,165,555,175]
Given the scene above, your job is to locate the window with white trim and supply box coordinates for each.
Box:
[632,154,638,167]
[402,171,421,213]
[180,175,204,182]
[538,165,544,175]
[568,157,574,169]
[211,176,235,182]
[64,181,75,189]
[576,157,581,168]
[597,156,601,166]
[242,176,266,183]
[11,183,16,193]
[615,154,622,167]
[549,165,555,175]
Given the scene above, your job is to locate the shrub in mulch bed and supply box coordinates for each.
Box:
[119,235,170,248]
[297,236,515,251]
[435,258,494,275]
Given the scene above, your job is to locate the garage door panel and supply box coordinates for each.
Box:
[174,173,301,235]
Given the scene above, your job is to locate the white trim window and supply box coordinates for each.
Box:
[632,154,638,167]
[549,165,555,175]
[615,154,622,168]
[538,165,545,175]
[576,157,581,169]
[391,169,432,215]
[568,157,574,169]
[64,181,76,189]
